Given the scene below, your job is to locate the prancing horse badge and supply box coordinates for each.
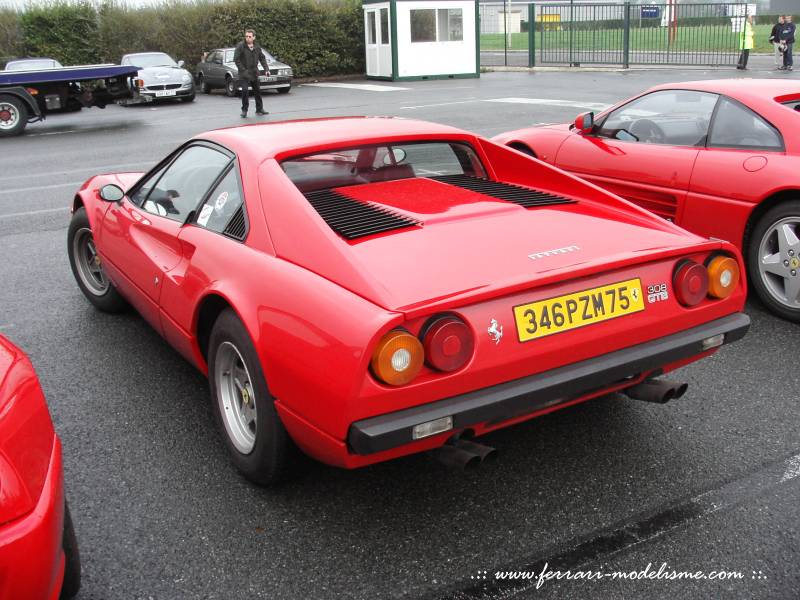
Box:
[488,319,503,345]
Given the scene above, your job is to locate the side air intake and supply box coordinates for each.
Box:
[430,174,575,208]
[304,189,421,240]
[223,206,247,241]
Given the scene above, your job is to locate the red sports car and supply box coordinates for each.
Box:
[493,79,800,322]
[0,335,80,599]
[67,117,749,484]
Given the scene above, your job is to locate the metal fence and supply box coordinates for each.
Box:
[479,2,757,67]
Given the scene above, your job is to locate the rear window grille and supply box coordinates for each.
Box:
[223,206,247,241]
[304,189,421,240]
[430,174,575,208]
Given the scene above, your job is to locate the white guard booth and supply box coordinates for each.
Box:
[363,0,479,81]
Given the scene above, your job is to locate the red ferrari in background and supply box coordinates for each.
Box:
[0,335,80,599]
[68,117,748,485]
[493,79,800,322]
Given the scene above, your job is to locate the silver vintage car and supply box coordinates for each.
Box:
[121,52,195,102]
[195,47,293,97]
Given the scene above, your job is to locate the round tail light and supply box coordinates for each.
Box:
[422,316,474,372]
[706,255,740,299]
[371,330,423,386]
[673,261,708,307]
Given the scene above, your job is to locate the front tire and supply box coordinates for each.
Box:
[747,200,800,322]
[199,74,211,94]
[208,309,295,485]
[67,207,127,312]
[277,86,291,94]
[0,94,28,137]
[181,93,195,103]
[225,77,237,98]
[60,502,81,599]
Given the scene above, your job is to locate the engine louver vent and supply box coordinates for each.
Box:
[430,174,575,208]
[304,189,421,240]
[224,206,247,241]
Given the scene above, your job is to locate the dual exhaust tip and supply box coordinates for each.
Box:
[623,377,688,404]
[433,437,497,471]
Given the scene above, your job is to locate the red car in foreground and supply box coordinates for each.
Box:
[0,335,80,599]
[493,79,800,322]
[67,117,749,484]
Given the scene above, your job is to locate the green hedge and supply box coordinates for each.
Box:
[0,0,364,78]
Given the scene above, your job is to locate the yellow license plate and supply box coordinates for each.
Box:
[513,278,645,342]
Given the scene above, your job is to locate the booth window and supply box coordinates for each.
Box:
[381,8,389,43]
[367,11,377,44]
[411,8,463,42]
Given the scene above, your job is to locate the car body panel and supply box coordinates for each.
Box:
[72,117,748,469]
[0,335,68,600]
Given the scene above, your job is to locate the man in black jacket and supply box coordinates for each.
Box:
[778,15,795,72]
[769,16,784,69]
[234,29,270,117]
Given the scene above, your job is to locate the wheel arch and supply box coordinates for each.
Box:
[742,189,800,252]
[195,292,235,366]
[0,87,41,117]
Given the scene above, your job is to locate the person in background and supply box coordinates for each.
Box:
[778,15,795,71]
[234,28,270,117]
[737,15,754,70]
[769,16,785,69]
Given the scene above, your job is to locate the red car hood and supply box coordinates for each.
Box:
[281,177,713,315]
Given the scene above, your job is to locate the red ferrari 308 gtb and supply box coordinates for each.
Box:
[67,117,749,484]
[493,79,800,322]
[0,335,80,599]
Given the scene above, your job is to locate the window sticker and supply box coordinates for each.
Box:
[197,204,214,227]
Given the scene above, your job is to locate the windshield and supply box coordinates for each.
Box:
[5,59,62,71]
[123,53,176,68]
[281,141,487,194]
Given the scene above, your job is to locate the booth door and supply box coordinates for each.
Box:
[365,7,392,78]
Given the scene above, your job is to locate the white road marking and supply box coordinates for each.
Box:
[302,82,410,92]
[780,454,800,483]
[0,181,83,195]
[400,98,480,110]
[0,161,151,183]
[0,206,70,219]
[485,97,611,111]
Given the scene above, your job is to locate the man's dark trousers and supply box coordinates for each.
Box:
[784,43,794,68]
[240,76,264,113]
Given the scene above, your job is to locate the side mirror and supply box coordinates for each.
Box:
[574,112,594,134]
[99,184,124,202]
[177,59,185,68]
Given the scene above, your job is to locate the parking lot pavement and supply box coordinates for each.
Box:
[0,64,798,599]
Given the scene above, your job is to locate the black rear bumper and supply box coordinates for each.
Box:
[348,312,750,455]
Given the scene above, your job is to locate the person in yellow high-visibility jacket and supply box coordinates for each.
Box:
[737,15,755,70]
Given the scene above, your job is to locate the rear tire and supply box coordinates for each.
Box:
[208,309,297,485]
[59,502,81,599]
[199,74,211,94]
[0,94,28,137]
[747,200,800,322]
[67,207,128,313]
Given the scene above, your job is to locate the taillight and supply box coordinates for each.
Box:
[706,255,740,299]
[673,260,708,307]
[370,330,423,386]
[422,316,474,372]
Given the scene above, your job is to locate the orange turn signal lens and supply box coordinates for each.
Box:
[707,255,739,299]
[370,330,424,386]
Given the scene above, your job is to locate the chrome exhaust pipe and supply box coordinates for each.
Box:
[452,438,497,462]
[432,442,481,470]
[624,378,688,404]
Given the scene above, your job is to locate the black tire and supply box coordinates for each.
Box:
[181,93,196,103]
[225,76,237,98]
[67,207,128,313]
[277,86,291,94]
[199,74,211,94]
[59,502,81,599]
[0,94,29,137]
[208,309,296,485]
[746,200,800,322]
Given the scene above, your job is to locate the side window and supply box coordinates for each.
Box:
[225,50,234,63]
[135,146,231,222]
[598,90,718,146]
[709,97,783,150]
[195,167,245,235]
